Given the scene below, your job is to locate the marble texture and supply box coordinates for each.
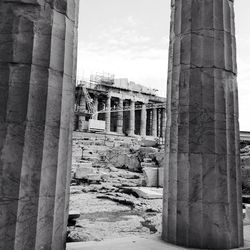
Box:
[105,96,111,132]
[140,103,147,137]
[161,109,166,140]
[129,100,135,136]
[117,99,124,134]
[0,0,79,249]
[152,108,157,137]
[162,0,243,249]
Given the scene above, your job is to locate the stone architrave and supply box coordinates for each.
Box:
[117,98,124,134]
[0,1,79,250]
[105,95,111,132]
[162,0,243,249]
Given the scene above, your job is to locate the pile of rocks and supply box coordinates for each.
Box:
[241,145,250,190]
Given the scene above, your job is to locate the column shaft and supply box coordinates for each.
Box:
[161,108,166,140]
[105,96,111,132]
[0,1,79,250]
[162,0,243,249]
[117,98,123,134]
[128,100,135,136]
[152,108,157,137]
[157,109,161,137]
[140,103,147,136]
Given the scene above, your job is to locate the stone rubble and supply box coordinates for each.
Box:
[68,133,165,242]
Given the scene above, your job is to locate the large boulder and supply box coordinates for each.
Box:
[104,148,140,172]
[241,145,250,189]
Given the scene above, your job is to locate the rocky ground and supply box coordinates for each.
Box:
[67,133,250,243]
[241,143,250,194]
[67,133,164,242]
[67,186,162,242]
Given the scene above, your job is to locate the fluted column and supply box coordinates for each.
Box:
[140,103,147,137]
[78,94,86,130]
[0,1,79,250]
[157,109,161,137]
[152,108,157,137]
[161,108,166,140]
[105,95,111,132]
[162,0,243,249]
[117,98,123,134]
[128,100,135,136]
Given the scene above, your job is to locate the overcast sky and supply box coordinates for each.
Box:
[77,0,250,131]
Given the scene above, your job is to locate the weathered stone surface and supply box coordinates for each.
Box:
[143,167,158,187]
[162,0,243,249]
[158,168,164,188]
[246,205,250,222]
[75,164,94,179]
[105,148,140,171]
[0,1,79,250]
[128,187,163,199]
[68,210,80,220]
[84,174,101,183]
[141,162,157,168]
[242,168,250,189]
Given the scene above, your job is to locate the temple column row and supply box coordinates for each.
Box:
[98,95,166,137]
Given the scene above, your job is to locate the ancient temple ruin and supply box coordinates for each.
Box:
[74,75,166,138]
[0,0,248,249]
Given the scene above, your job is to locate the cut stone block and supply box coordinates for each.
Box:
[129,187,163,199]
[246,205,250,221]
[143,167,158,187]
[158,168,164,188]
[75,163,94,179]
[85,174,101,182]
[141,162,156,168]
[68,210,80,220]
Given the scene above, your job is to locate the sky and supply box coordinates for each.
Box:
[77,0,250,131]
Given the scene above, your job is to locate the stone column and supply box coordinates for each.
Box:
[0,1,79,250]
[140,103,147,137]
[117,98,123,134]
[78,93,86,131]
[152,108,157,137]
[92,95,98,120]
[157,109,161,137]
[105,95,111,132]
[162,0,243,249]
[161,108,166,140]
[128,100,135,136]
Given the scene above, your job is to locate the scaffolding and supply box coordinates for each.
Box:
[75,83,94,115]
[90,72,115,86]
